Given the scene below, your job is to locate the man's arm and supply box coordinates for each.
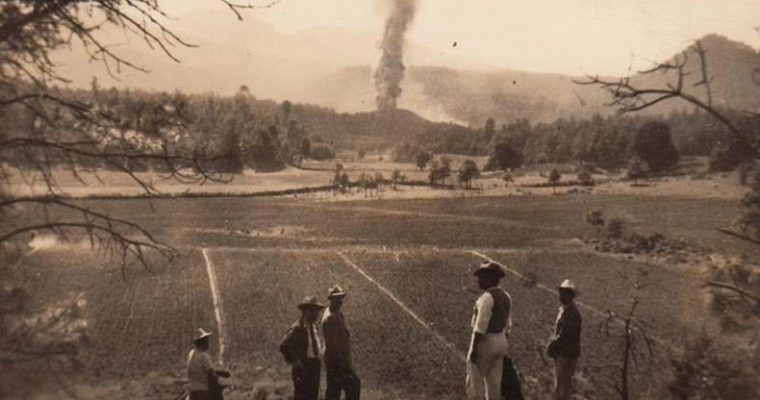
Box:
[549,308,580,354]
[469,293,493,363]
[279,325,303,367]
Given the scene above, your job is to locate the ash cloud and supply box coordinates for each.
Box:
[373,0,417,111]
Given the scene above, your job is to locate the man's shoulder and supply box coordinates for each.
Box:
[566,303,582,318]
[487,287,510,297]
[188,349,212,366]
[476,291,494,306]
[322,308,334,321]
[287,319,305,332]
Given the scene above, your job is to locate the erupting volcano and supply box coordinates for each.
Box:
[373,0,417,111]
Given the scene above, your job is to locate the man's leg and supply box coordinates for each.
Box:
[293,370,305,400]
[294,359,320,400]
[554,356,575,400]
[305,359,321,400]
[484,355,504,400]
[466,360,485,400]
[325,364,342,400]
[189,391,211,400]
[566,358,577,398]
[344,371,361,400]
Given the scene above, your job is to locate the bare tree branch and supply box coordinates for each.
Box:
[0,0,282,376]
[704,281,760,305]
[574,40,751,154]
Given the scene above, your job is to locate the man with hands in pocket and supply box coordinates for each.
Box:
[280,296,325,400]
[467,261,512,400]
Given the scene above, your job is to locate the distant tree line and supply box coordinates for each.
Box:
[394,108,749,173]
[0,85,333,173]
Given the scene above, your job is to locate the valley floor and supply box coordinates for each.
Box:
[4,190,755,399]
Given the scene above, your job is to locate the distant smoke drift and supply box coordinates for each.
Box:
[373,0,416,111]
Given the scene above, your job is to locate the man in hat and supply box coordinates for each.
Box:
[322,285,361,400]
[280,296,326,400]
[546,279,582,400]
[467,261,512,400]
[187,328,229,400]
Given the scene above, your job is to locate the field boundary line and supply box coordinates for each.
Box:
[336,251,467,363]
[202,248,227,365]
[469,250,671,348]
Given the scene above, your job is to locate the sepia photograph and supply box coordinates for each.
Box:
[1,1,759,399]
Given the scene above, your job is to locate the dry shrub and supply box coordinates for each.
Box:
[669,332,760,400]
[705,257,760,332]
[585,210,605,227]
[605,217,627,240]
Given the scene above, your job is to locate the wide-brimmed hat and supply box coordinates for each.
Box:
[194,328,213,342]
[327,285,347,299]
[473,261,506,279]
[297,295,326,310]
[559,279,577,293]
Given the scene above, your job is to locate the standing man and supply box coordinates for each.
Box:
[187,328,230,400]
[322,285,361,400]
[547,279,582,400]
[280,296,325,400]
[467,261,512,400]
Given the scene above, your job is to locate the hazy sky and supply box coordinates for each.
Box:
[162,0,759,76]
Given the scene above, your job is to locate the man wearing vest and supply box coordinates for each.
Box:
[322,285,361,400]
[546,279,582,400]
[280,296,325,400]
[467,261,512,400]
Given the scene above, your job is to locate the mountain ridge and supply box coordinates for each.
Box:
[51,11,760,127]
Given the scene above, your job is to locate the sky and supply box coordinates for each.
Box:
[161,0,759,76]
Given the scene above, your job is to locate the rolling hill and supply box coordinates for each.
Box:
[312,34,760,126]
[52,8,759,130]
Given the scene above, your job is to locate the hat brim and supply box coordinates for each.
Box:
[328,292,347,299]
[194,332,213,342]
[298,303,325,310]
[473,268,506,279]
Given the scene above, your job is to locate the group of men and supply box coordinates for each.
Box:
[279,285,361,400]
[186,262,581,400]
[468,261,582,400]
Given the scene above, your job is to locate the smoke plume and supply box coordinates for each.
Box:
[373,0,417,111]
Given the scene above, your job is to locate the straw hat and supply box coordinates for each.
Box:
[297,295,326,310]
[473,261,506,279]
[193,328,213,342]
[327,285,347,299]
[559,279,577,293]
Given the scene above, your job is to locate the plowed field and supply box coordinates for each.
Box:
[10,194,747,399]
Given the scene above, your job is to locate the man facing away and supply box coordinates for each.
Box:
[546,279,582,400]
[187,328,230,400]
[280,296,325,400]
[322,285,361,400]
[467,261,512,400]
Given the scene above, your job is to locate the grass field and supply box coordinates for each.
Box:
[7,192,752,399]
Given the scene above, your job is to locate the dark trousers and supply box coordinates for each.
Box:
[293,358,321,400]
[189,391,210,400]
[325,364,361,400]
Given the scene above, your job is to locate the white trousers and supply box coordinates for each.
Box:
[466,333,509,400]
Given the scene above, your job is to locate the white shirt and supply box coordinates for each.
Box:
[471,290,513,335]
[187,348,213,391]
